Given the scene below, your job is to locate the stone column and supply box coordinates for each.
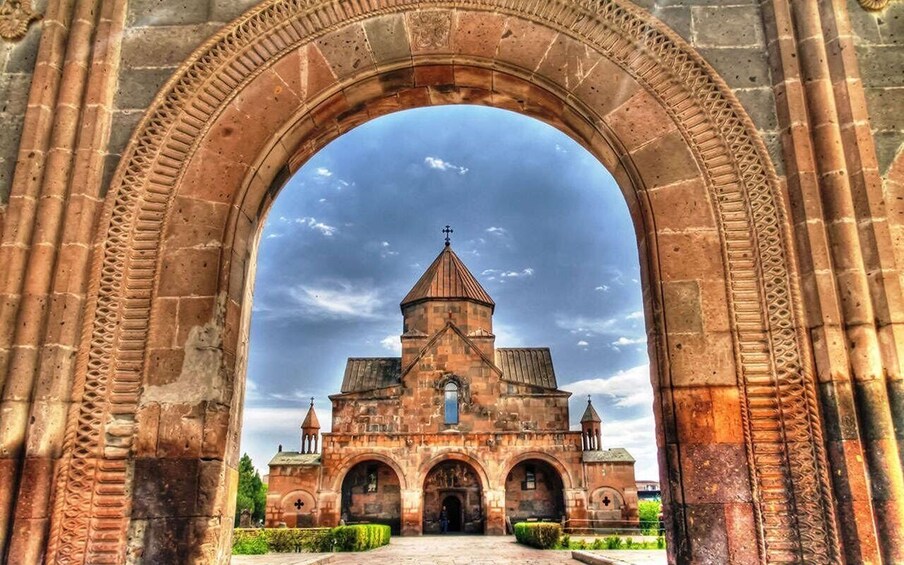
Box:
[563,488,588,528]
[788,2,904,561]
[400,488,422,536]
[316,490,340,528]
[483,488,505,535]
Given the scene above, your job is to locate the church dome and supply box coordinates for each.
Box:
[400,245,495,311]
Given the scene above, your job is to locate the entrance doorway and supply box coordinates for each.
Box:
[442,496,463,533]
[423,460,484,534]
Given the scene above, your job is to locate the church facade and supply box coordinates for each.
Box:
[266,243,638,535]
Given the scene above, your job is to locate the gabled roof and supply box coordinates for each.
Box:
[583,448,635,464]
[495,348,558,389]
[340,357,401,393]
[581,399,602,423]
[269,452,322,466]
[401,245,494,310]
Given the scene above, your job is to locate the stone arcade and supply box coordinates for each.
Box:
[0,0,903,563]
[266,242,639,534]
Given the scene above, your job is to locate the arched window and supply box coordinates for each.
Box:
[444,382,459,425]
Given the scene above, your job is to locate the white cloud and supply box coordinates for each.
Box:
[266,233,283,239]
[482,268,534,281]
[501,268,534,278]
[555,315,619,335]
[625,311,644,320]
[380,335,401,353]
[295,217,337,237]
[595,285,610,292]
[493,322,523,347]
[288,283,383,319]
[612,336,645,346]
[565,364,653,408]
[555,143,567,154]
[486,227,508,236]
[424,156,469,175]
[315,167,332,178]
[576,340,589,347]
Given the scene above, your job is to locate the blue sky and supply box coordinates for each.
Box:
[241,106,658,480]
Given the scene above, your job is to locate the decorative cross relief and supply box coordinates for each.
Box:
[408,11,451,50]
[602,496,611,507]
[0,0,40,40]
[294,499,304,510]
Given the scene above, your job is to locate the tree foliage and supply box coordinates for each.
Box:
[638,500,662,535]
[235,453,267,526]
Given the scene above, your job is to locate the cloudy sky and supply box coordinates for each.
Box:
[242,106,657,480]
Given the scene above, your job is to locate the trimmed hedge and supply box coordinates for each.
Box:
[513,522,562,549]
[232,524,391,554]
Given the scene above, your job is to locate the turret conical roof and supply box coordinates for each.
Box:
[301,399,320,429]
[581,398,602,423]
[401,245,494,311]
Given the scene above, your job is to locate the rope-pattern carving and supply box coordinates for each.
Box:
[47,0,840,563]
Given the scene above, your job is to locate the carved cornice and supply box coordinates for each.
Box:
[47,1,841,563]
[0,0,40,40]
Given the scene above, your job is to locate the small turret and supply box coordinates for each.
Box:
[301,398,321,454]
[580,396,602,451]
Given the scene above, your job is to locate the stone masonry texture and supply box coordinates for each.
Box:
[0,0,902,564]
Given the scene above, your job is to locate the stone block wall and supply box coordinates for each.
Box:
[847,0,904,173]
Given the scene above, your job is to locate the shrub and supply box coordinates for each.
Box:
[327,524,391,551]
[604,535,624,549]
[232,530,268,555]
[657,536,666,549]
[513,522,562,549]
[232,525,389,554]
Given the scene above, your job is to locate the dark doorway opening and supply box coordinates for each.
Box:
[443,495,463,532]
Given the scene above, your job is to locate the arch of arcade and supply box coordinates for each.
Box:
[0,0,902,563]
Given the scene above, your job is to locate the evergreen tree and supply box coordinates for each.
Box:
[235,453,267,526]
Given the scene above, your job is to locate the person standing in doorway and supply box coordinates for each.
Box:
[440,506,449,534]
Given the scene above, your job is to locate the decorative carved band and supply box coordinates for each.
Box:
[0,0,40,40]
[48,0,840,563]
[857,0,889,12]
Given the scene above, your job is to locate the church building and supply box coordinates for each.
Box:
[266,238,639,535]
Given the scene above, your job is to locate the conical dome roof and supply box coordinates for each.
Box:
[401,245,494,311]
[301,399,320,429]
[581,399,602,423]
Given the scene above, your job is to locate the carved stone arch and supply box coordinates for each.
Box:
[419,451,492,493]
[502,451,574,490]
[45,0,841,563]
[329,453,408,492]
[589,486,624,508]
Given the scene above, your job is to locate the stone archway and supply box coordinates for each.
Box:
[504,459,566,526]
[423,460,484,535]
[340,461,403,534]
[37,1,842,563]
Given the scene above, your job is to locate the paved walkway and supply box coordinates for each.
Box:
[572,549,666,565]
[231,536,667,565]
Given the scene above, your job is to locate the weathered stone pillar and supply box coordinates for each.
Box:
[483,488,505,535]
[316,490,340,528]
[563,488,588,527]
[400,488,422,536]
[787,2,904,561]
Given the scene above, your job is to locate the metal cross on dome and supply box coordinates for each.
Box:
[443,225,453,246]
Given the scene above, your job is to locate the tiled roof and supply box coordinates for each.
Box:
[301,402,320,429]
[495,348,558,389]
[401,246,494,310]
[581,400,602,423]
[582,448,635,463]
[340,357,402,393]
[268,452,322,466]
